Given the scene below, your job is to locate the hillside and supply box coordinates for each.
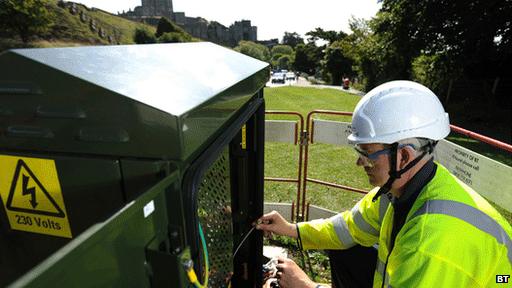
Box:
[0,0,193,52]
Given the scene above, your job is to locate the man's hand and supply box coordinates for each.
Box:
[262,278,279,288]
[275,257,316,288]
[255,211,298,238]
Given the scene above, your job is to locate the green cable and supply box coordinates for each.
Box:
[196,222,209,288]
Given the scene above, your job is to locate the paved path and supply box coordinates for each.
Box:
[267,76,365,96]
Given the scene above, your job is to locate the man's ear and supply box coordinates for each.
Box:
[399,146,412,169]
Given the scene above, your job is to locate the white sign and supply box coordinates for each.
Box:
[311,120,352,146]
[434,139,512,212]
[265,120,298,144]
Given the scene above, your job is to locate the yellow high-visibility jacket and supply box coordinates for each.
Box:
[298,164,512,287]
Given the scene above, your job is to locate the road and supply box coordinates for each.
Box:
[266,76,364,96]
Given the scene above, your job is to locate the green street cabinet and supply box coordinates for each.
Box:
[0,42,269,287]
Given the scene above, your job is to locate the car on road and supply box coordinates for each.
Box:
[285,72,296,81]
[271,73,285,83]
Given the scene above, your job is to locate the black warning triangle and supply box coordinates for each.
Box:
[6,159,65,217]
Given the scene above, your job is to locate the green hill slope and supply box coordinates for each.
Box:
[0,0,193,51]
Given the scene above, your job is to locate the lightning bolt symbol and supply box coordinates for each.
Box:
[22,174,38,208]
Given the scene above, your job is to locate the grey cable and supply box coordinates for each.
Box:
[232,226,256,258]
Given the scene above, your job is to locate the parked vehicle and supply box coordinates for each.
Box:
[285,72,296,81]
[271,73,286,83]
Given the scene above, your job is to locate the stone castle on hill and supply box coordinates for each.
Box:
[119,0,257,47]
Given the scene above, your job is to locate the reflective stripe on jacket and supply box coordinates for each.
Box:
[297,163,512,287]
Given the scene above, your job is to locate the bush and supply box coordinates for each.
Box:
[234,40,270,62]
[133,27,156,44]
[158,32,191,43]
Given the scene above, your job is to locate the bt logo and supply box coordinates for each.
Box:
[496,275,510,283]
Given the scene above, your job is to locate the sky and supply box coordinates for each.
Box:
[73,0,381,41]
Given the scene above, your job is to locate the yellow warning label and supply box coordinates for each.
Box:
[0,155,72,238]
[241,124,247,150]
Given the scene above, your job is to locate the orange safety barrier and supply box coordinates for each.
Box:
[302,110,366,219]
[265,109,512,221]
[450,125,512,153]
[265,111,304,221]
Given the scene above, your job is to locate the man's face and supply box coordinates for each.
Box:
[355,143,390,187]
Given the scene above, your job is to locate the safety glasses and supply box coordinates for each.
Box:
[354,146,391,168]
[354,144,415,168]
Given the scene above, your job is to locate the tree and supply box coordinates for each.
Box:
[371,4,428,82]
[351,18,379,89]
[358,15,402,89]
[306,27,347,45]
[411,53,459,100]
[271,45,294,56]
[234,41,270,62]
[134,27,157,44]
[293,43,320,75]
[155,17,184,38]
[153,17,193,43]
[374,0,512,104]
[282,32,304,48]
[323,43,354,85]
[277,55,292,70]
[270,44,294,68]
[0,0,54,42]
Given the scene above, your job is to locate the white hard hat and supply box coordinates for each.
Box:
[348,80,450,144]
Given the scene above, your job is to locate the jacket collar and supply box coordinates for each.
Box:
[391,158,436,207]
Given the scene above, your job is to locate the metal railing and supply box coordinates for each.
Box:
[264,111,304,221]
[265,110,512,220]
[302,110,367,219]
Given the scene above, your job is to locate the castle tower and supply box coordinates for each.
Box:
[156,0,173,17]
[141,0,173,18]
